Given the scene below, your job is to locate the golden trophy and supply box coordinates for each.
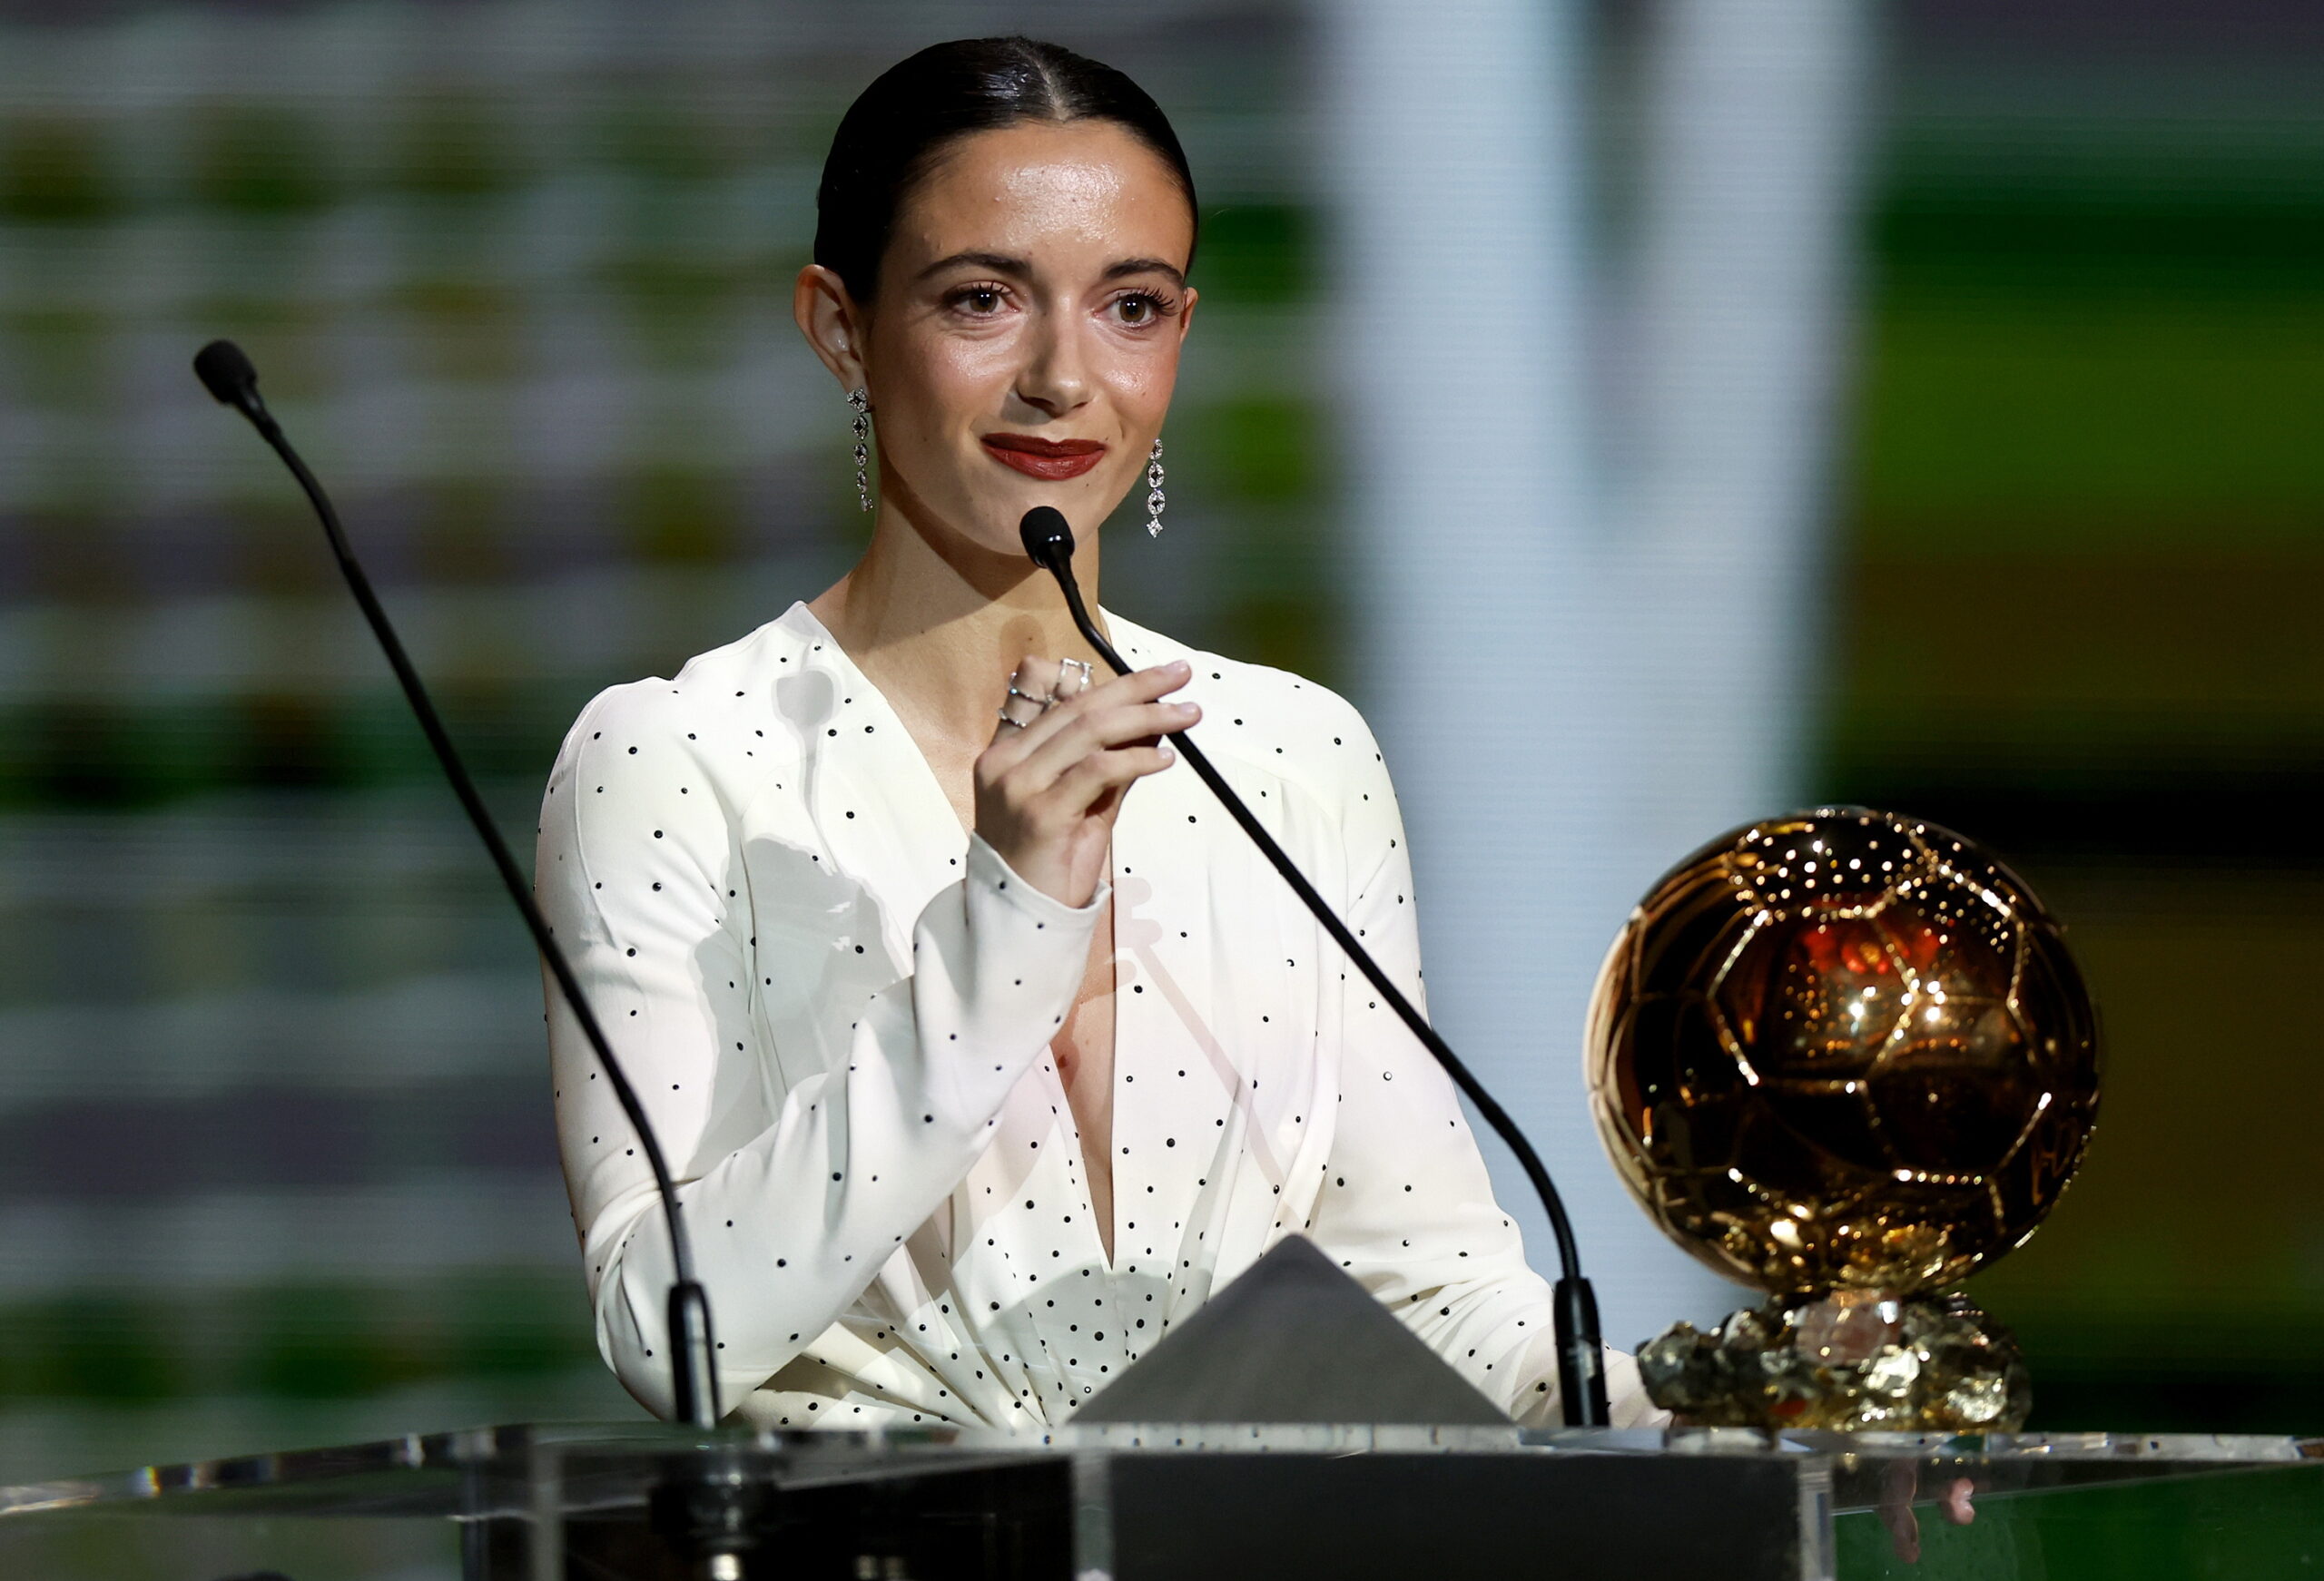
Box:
[1586,809,2100,1431]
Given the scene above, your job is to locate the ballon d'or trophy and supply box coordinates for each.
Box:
[1586,809,2100,1430]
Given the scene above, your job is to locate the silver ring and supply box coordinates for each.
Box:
[998,677,1051,729]
[1049,658,1094,702]
[995,708,1029,730]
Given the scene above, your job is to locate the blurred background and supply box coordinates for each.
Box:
[1,0,2319,1484]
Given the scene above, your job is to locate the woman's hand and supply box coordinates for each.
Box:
[974,656,1196,907]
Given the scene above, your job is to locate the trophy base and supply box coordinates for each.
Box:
[1637,1289,2031,1431]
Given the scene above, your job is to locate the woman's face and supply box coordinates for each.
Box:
[800,119,1197,562]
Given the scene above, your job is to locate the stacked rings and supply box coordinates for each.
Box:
[995,657,1098,729]
[996,682,1047,729]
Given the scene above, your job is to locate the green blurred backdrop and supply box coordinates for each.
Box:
[1831,13,2324,1429]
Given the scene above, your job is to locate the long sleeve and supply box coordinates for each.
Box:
[536,681,1103,1419]
[1303,711,1660,1428]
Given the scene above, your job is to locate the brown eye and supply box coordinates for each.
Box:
[1116,292,1166,325]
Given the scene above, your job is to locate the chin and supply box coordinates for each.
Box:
[908,466,1113,559]
[937,499,1053,562]
[964,492,1099,555]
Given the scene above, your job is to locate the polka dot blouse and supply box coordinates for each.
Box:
[535,601,1655,1430]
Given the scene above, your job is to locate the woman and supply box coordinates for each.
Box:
[537,35,1655,1429]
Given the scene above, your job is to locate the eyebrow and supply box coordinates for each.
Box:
[916,250,1187,290]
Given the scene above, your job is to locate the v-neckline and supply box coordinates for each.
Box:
[783,601,974,844]
[783,600,1130,1273]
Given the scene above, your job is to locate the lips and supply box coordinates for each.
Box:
[981,432,1107,481]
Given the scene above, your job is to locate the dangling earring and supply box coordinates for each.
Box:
[1145,437,1166,537]
[848,387,872,512]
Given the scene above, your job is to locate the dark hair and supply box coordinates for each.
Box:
[814,37,1198,304]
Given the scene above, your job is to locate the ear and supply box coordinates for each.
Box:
[1176,285,1199,348]
[793,263,870,390]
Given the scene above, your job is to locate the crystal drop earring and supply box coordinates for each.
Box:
[1145,437,1166,537]
[848,387,872,512]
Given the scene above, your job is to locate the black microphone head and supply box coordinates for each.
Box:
[1019,506,1075,572]
[193,339,260,410]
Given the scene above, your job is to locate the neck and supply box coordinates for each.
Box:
[809,496,1109,755]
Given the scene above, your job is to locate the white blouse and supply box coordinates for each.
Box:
[536,600,1655,1430]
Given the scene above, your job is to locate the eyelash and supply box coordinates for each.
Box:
[943,283,1179,324]
[1110,290,1179,325]
[947,283,1011,315]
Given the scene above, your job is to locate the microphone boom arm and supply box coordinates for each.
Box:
[1028,508,1611,1428]
[194,341,721,1430]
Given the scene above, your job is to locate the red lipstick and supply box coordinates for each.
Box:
[981,432,1107,481]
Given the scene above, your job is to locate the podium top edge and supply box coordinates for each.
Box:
[5,1421,2319,1519]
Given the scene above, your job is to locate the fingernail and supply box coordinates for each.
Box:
[1158,743,1176,760]
[1168,660,1190,673]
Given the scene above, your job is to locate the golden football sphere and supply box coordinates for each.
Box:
[1586,808,2099,1299]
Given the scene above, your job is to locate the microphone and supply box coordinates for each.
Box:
[1020,505,1613,1428]
[193,340,723,1433]
[192,339,267,425]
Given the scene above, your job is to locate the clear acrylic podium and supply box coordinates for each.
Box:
[2,1421,2317,1580]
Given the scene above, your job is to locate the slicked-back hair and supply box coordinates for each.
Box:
[814,36,1198,305]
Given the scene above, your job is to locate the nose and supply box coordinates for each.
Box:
[1012,303,1093,419]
